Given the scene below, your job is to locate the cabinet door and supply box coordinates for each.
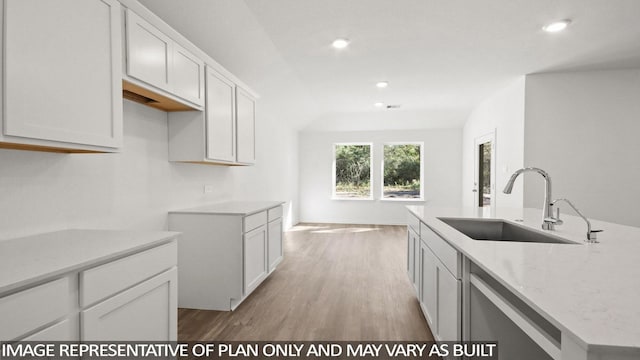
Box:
[413,233,420,292]
[420,242,437,330]
[244,225,267,295]
[407,229,415,283]
[3,0,122,148]
[81,268,177,341]
[205,68,236,162]
[268,218,283,272]
[172,43,205,106]
[21,319,77,341]
[437,268,461,341]
[236,87,256,164]
[125,9,172,92]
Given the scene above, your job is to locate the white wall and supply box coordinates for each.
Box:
[0,100,299,240]
[524,69,640,227]
[298,129,462,225]
[462,77,525,209]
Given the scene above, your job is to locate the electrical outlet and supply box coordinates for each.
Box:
[204,185,214,194]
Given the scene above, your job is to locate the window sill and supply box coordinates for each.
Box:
[379,198,425,203]
[331,197,374,201]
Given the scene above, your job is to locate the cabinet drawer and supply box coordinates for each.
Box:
[80,241,177,307]
[268,206,283,222]
[0,277,70,341]
[420,223,460,279]
[244,211,267,233]
[407,213,421,235]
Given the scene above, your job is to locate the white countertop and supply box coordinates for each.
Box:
[407,206,640,351]
[169,201,284,216]
[0,229,179,294]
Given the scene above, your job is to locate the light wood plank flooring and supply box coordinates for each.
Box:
[178,223,433,341]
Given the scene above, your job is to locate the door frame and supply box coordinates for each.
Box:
[473,130,497,211]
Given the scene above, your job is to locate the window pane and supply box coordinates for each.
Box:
[334,144,371,199]
[383,144,421,199]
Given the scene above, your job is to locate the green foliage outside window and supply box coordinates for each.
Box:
[383,144,421,199]
[334,144,371,198]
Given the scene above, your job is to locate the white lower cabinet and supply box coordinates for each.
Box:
[0,277,73,341]
[407,227,420,295]
[169,202,284,311]
[0,236,178,341]
[420,241,437,327]
[82,268,177,341]
[409,221,462,342]
[268,217,284,272]
[22,319,76,341]
[243,225,267,295]
[437,266,461,341]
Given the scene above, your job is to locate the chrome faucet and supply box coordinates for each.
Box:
[551,198,602,243]
[503,167,557,230]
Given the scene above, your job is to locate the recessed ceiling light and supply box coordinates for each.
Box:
[543,19,571,33]
[374,102,385,108]
[376,81,389,88]
[332,38,350,49]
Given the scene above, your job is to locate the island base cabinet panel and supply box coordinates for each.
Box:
[244,226,267,296]
[437,270,461,341]
[2,0,123,150]
[469,283,552,360]
[407,228,420,295]
[420,242,461,341]
[268,218,283,272]
[420,242,437,330]
[81,268,177,341]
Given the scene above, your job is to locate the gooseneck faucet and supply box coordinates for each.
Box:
[503,167,557,230]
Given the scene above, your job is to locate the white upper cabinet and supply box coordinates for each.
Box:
[1,0,123,152]
[205,68,236,163]
[124,9,204,109]
[168,67,257,166]
[172,43,205,106]
[125,9,172,92]
[236,87,256,165]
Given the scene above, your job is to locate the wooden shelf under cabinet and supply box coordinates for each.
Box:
[122,80,198,112]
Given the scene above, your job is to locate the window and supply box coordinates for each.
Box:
[333,143,372,199]
[382,143,423,200]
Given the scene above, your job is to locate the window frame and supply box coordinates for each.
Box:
[331,142,374,201]
[380,142,425,202]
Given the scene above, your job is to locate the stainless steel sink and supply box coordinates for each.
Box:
[438,218,578,244]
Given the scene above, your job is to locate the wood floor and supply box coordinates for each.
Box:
[178,223,433,341]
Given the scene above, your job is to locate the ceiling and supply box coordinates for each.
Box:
[139,0,640,130]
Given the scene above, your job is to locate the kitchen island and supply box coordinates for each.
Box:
[407,206,640,360]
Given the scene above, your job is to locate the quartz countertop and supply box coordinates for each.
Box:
[407,206,640,351]
[0,229,179,294]
[169,201,284,216]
